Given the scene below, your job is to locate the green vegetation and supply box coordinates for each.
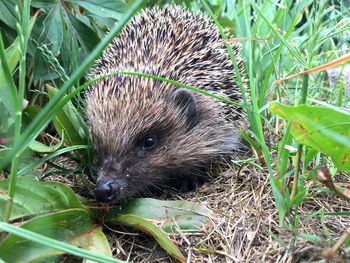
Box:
[0,0,349,262]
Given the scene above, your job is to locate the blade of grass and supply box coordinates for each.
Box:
[260,11,302,107]
[200,0,257,152]
[291,1,328,200]
[199,0,249,109]
[277,121,293,182]
[0,0,144,171]
[250,1,308,68]
[200,0,273,179]
[0,222,124,263]
[3,0,31,222]
[33,71,249,132]
[276,53,350,84]
[18,145,88,176]
[290,74,309,199]
[337,81,344,107]
[87,72,245,106]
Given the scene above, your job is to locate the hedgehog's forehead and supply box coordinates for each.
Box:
[88,77,179,151]
[96,75,171,98]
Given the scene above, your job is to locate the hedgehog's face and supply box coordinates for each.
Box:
[88,80,239,203]
[93,131,171,202]
[90,86,210,203]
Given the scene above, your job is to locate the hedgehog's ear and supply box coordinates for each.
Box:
[172,89,197,128]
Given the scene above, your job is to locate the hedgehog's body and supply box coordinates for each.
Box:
[86,6,246,202]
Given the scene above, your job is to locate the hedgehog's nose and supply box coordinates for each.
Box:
[94,179,120,202]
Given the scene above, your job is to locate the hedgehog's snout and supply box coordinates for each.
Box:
[94,178,121,202]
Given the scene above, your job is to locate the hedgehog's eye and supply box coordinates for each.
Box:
[142,134,157,150]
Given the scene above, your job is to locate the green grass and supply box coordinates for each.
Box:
[0,0,349,261]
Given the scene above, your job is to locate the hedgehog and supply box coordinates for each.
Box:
[85,6,246,203]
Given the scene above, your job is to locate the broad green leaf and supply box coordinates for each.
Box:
[24,104,41,119]
[107,214,186,263]
[103,198,212,262]
[0,210,116,263]
[0,0,16,28]
[0,149,10,162]
[69,0,127,20]
[0,177,82,221]
[45,4,64,55]
[22,104,41,127]
[270,102,350,172]
[0,148,34,163]
[105,198,213,233]
[65,8,100,51]
[31,0,57,9]
[28,136,64,153]
[0,15,37,116]
[31,3,63,81]
[47,85,87,146]
[71,226,113,262]
[0,38,20,76]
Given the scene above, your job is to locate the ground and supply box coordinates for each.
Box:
[42,153,350,263]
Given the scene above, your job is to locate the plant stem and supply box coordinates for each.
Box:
[290,144,302,199]
[4,155,19,221]
[300,74,309,105]
[290,74,309,200]
[4,0,30,222]
[0,28,19,223]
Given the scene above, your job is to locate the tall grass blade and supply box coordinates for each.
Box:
[0,0,144,171]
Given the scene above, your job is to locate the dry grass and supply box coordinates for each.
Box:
[42,154,350,263]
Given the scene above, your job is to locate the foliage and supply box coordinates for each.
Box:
[0,0,350,261]
[0,177,211,262]
[271,102,350,172]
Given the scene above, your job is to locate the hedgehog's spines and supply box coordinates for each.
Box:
[85,5,246,201]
